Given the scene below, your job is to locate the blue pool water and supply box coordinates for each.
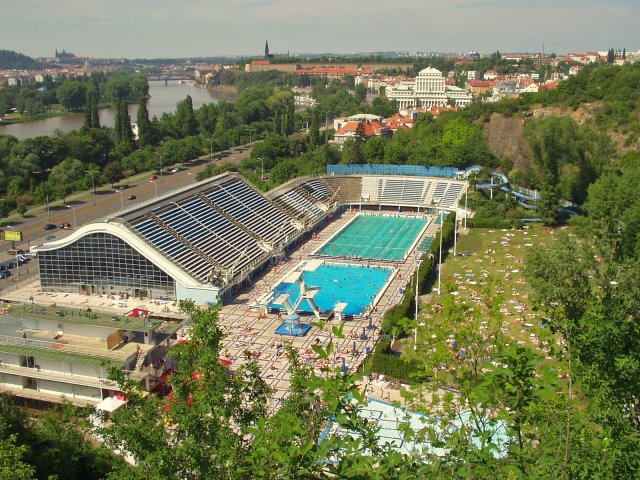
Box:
[269,263,393,316]
[275,321,312,337]
[318,215,427,261]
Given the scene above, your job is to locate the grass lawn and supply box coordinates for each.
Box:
[404,223,566,363]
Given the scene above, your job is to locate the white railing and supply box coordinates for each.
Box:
[0,362,118,388]
[0,335,132,362]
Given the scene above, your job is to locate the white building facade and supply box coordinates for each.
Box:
[387,67,473,110]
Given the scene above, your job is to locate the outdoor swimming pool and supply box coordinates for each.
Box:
[320,397,508,457]
[269,263,393,316]
[316,214,428,261]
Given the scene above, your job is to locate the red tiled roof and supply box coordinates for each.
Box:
[252,60,270,65]
[335,120,389,137]
[295,66,369,75]
[428,106,457,116]
[467,80,494,87]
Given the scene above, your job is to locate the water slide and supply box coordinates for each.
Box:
[476,173,580,218]
[476,173,542,209]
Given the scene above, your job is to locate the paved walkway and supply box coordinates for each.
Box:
[211,209,439,407]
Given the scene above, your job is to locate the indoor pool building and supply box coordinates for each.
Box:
[35,168,469,306]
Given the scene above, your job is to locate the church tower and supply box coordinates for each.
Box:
[264,40,270,59]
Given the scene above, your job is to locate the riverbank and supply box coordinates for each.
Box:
[0,111,72,125]
[208,84,238,94]
[0,81,238,139]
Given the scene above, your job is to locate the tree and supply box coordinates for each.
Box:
[113,100,133,144]
[83,76,101,130]
[308,109,320,147]
[354,83,367,102]
[48,157,84,201]
[363,136,386,163]
[538,182,560,225]
[174,95,197,137]
[136,96,153,147]
[56,80,86,111]
[526,230,640,477]
[102,161,123,187]
[100,303,406,479]
[0,436,36,480]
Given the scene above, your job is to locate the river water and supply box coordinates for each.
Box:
[0,81,238,140]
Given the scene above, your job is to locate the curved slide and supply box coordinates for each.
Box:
[476,173,541,209]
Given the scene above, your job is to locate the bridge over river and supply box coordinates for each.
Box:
[145,73,193,84]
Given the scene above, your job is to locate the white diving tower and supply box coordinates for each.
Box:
[274,261,323,319]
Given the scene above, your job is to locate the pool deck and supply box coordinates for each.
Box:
[213,209,441,407]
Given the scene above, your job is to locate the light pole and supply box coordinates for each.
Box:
[116,190,124,209]
[46,194,50,221]
[86,170,99,206]
[414,257,422,351]
[437,210,443,295]
[209,138,214,162]
[157,149,164,178]
[259,157,264,182]
[464,189,468,229]
[150,180,158,198]
[453,211,457,257]
[67,204,76,229]
[325,112,329,144]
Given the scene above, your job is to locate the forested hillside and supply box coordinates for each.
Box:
[0,50,40,70]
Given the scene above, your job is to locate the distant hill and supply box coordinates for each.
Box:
[0,50,40,69]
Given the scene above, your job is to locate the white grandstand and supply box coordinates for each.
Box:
[35,171,468,306]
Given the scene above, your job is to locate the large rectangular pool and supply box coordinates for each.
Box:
[269,263,393,316]
[316,214,428,261]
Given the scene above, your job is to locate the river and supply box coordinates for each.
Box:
[0,82,238,140]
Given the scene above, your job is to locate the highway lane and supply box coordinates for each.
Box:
[0,147,253,288]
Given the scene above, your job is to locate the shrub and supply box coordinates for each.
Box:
[368,338,422,384]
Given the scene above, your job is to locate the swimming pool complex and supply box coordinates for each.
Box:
[316,214,428,261]
[269,263,393,316]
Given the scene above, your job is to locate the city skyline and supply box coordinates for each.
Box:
[2,0,639,59]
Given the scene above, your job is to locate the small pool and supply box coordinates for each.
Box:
[275,321,312,337]
[317,215,428,261]
[320,397,509,457]
[269,263,393,316]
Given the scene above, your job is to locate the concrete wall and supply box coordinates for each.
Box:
[0,373,26,388]
[37,379,101,402]
[176,282,219,306]
[0,352,21,367]
[21,317,112,339]
[62,323,112,339]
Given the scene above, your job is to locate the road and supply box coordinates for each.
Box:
[0,146,253,288]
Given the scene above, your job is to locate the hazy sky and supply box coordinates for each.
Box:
[2,0,639,59]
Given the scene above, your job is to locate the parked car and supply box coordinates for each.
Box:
[59,222,71,229]
[171,167,180,173]
[149,175,158,180]
[44,223,56,230]
[128,195,137,200]
[45,235,56,241]
[0,271,11,279]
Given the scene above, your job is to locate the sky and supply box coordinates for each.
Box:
[2,0,639,59]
